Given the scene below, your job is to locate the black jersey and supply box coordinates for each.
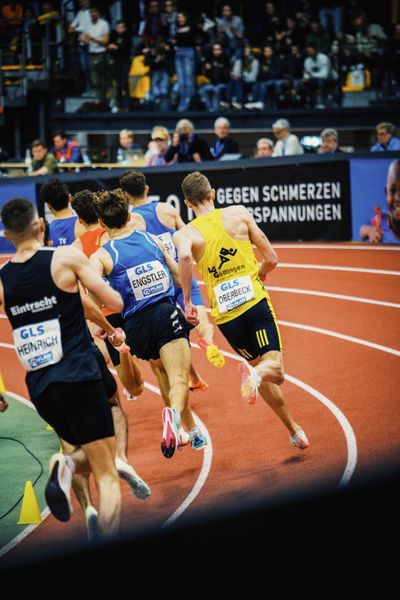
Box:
[0,248,101,400]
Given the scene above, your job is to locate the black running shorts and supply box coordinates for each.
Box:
[124,298,192,361]
[92,342,118,399]
[218,298,282,361]
[33,379,115,446]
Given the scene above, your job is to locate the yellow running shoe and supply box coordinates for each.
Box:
[188,377,209,392]
[197,337,225,368]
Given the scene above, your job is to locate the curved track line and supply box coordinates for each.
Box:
[0,390,50,559]
[192,343,358,489]
[278,263,400,276]
[278,321,400,356]
[267,286,400,309]
[273,244,400,251]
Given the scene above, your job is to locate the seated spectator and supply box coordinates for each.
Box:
[216,3,244,59]
[255,137,274,158]
[318,128,342,153]
[211,117,240,159]
[279,43,304,105]
[107,19,132,112]
[117,129,143,161]
[295,43,337,108]
[246,45,285,110]
[274,14,306,56]
[370,122,400,152]
[144,36,174,111]
[31,139,58,176]
[305,17,332,56]
[146,126,177,166]
[198,43,230,112]
[271,118,304,156]
[260,1,284,47]
[164,118,213,163]
[51,131,83,164]
[224,44,260,110]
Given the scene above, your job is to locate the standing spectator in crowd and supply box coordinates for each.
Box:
[211,117,240,159]
[107,19,132,112]
[198,43,230,112]
[80,5,110,106]
[161,0,177,42]
[225,44,260,110]
[305,17,332,55]
[318,128,342,153]
[297,43,336,108]
[271,118,304,156]
[246,45,285,110]
[164,119,213,163]
[1,1,23,44]
[117,129,143,161]
[146,126,177,166]
[274,14,306,56]
[144,36,174,111]
[387,23,400,95]
[142,0,167,47]
[255,137,274,157]
[260,1,284,47]
[173,11,196,112]
[30,139,58,176]
[279,43,304,104]
[68,0,92,94]
[216,3,244,59]
[370,123,400,152]
[318,0,345,40]
[51,131,83,164]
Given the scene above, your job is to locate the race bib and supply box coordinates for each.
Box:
[213,275,255,314]
[127,260,170,301]
[157,232,176,259]
[13,319,63,372]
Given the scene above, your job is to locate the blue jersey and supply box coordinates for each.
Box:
[129,202,177,259]
[49,216,77,247]
[103,229,175,319]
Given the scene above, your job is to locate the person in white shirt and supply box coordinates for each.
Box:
[271,119,304,157]
[80,6,110,105]
[68,0,92,93]
[297,43,336,108]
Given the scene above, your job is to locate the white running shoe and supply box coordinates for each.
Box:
[290,429,309,449]
[179,428,190,447]
[45,453,74,522]
[85,505,100,542]
[238,362,262,404]
[115,458,151,500]
[123,388,139,401]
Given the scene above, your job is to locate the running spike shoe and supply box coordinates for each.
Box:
[197,337,225,369]
[290,429,309,450]
[161,407,181,458]
[45,453,74,522]
[115,457,151,499]
[238,362,261,404]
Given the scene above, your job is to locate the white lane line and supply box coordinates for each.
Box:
[273,244,400,251]
[278,321,400,356]
[192,343,357,489]
[111,371,213,528]
[278,263,400,276]
[0,390,50,559]
[267,286,400,309]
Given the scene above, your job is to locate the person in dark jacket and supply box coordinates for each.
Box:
[199,43,231,112]
[144,36,174,110]
[107,19,132,111]
[211,117,240,159]
[164,119,213,163]
[246,45,285,109]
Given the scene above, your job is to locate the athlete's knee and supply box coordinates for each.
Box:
[272,363,284,385]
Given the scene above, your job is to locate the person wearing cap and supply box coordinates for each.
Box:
[146,126,178,166]
[255,137,274,158]
[271,118,303,157]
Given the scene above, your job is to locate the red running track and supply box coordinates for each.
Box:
[1,242,399,557]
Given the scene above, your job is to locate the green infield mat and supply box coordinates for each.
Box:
[0,393,59,556]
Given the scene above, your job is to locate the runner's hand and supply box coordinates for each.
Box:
[108,328,131,353]
[0,395,9,413]
[93,326,108,339]
[184,302,199,327]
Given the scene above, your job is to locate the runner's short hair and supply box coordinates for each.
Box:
[119,170,146,197]
[1,198,36,234]
[93,189,129,229]
[181,171,212,206]
[40,178,69,211]
[71,189,98,225]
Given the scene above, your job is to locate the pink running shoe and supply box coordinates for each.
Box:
[290,429,309,449]
[238,362,261,404]
[161,407,181,458]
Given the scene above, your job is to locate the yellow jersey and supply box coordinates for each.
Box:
[191,209,270,324]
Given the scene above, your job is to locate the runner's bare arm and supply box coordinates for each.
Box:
[242,207,278,279]
[0,276,4,307]
[152,235,182,287]
[173,230,195,305]
[157,202,185,230]
[58,246,123,313]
